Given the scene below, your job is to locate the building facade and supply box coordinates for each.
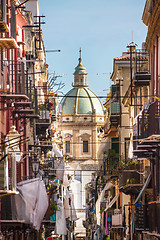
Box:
[58,53,104,239]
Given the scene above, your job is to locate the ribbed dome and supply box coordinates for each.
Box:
[60,87,104,115]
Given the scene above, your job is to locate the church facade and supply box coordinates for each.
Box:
[59,54,104,162]
[58,52,104,238]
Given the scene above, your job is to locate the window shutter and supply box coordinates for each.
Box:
[11,0,16,39]
[1,0,6,22]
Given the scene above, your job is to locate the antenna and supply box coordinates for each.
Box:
[96,73,111,75]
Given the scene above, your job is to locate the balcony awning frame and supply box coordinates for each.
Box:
[134,172,151,204]
[104,192,120,212]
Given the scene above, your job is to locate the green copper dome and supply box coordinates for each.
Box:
[60,87,104,115]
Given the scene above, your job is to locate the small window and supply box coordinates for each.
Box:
[66,141,70,153]
[66,118,69,120]
[83,141,88,153]
[84,117,87,120]
[81,79,83,84]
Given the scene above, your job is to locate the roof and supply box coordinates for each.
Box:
[114,56,148,61]
[60,87,104,115]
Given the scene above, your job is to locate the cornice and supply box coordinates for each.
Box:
[142,0,151,26]
[146,1,160,50]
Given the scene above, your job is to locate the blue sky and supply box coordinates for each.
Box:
[39,0,147,104]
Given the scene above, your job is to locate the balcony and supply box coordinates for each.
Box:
[133,49,151,86]
[148,202,160,235]
[0,38,18,49]
[133,73,151,86]
[135,204,146,231]
[119,167,142,195]
[36,110,51,135]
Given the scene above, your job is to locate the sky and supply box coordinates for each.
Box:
[39,0,147,104]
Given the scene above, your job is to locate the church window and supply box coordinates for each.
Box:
[83,141,88,153]
[81,78,83,84]
[66,141,70,153]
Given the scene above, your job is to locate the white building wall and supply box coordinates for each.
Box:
[70,179,82,209]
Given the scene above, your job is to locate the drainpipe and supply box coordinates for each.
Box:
[4,137,9,190]
[12,151,16,192]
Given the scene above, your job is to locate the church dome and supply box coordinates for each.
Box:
[60,87,104,115]
[60,50,104,115]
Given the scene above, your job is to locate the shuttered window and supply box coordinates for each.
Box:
[83,141,88,153]
[66,141,70,153]
[11,0,16,39]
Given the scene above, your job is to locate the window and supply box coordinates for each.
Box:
[66,141,70,153]
[112,138,119,154]
[83,141,88,153]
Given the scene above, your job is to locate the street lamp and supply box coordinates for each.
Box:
[43,172,49,187]
[31,155,40,178]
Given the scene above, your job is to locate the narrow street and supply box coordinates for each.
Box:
[0,0,159,240]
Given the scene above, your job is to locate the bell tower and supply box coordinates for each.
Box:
[73,48,88,87]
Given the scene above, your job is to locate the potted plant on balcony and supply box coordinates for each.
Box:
[107,149,119,171]
[64,154,73,163]
[127,160,141,170]
[126,178,136,185]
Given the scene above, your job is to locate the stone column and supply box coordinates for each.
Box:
[92,128,97,160]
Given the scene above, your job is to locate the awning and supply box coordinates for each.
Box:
[11,178,49,231]
[96,182,113,205]
[52,144,63,158]
[0,38,18,49]
[128,132,133,159]
[96,182,113,225]
[105,126,118,137]
[134,172,151,204]
[1,94,29,100]
[104,192,120,212]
